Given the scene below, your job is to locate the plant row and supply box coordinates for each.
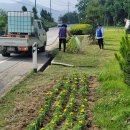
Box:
[27,74,89,130]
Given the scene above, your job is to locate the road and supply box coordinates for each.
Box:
[0,27,59,97]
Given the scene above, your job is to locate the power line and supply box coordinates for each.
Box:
[12,0,76,14]
[52,1,75,7]
[13,0,33,7]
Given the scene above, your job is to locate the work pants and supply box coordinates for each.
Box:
[98,38,104,49]
[59,38,66,52]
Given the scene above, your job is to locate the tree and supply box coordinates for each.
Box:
[0,9,7,27]
[76,0,129,26]
[76,0,89,23]
[32,7,38,19]
[22,6,27,12]
[59,11,79,24]
[40,9,54,22]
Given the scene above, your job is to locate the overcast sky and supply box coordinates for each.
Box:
[0,0,78,11]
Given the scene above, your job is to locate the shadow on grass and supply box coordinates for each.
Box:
[103,48,118,51]
[105,43,119,46]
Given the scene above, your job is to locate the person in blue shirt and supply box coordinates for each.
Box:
[96,24,104,49]
[59,24,67,52]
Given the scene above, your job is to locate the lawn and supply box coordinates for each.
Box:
[0,27,129,130]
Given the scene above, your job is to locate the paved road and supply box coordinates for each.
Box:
[0,27,59,97]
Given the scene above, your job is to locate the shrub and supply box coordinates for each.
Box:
[115,35,130,86]
[66,36,80,53]
[69,24,92,35]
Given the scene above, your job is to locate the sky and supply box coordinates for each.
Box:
[0,0,78,11]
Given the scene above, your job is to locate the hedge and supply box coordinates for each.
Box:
[69,24,92,35]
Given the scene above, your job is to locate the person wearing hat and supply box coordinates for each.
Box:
[96,24,104,49]
[58,24,68,52]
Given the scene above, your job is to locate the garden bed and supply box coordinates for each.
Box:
[27,74,89,130]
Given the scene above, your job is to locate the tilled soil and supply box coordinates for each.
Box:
[86,76,99,130]
[3,83,56,130]
[1,76,99,130]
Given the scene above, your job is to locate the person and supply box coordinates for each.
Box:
[96,24,104,49]
[59,24,67,52]
[124,18,130,34]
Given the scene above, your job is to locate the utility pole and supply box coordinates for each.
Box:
[128,0,130,19]
[50,0,51,14]
[68,0,69,13]
[35,0,36,10]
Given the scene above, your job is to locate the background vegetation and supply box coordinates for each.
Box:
[76,0,129,26]
[0,6,56,35]
[69,24,92,35]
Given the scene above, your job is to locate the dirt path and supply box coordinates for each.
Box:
[86,76,99,130]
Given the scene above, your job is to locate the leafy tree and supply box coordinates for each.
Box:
[40,9,54,22]
[76,0,89,23]
[32,7,38,19]
[0,9,7,27]
[85,0,104,39]
[76,0,130,26]
[59,11,79,24]
[22,6,27,12]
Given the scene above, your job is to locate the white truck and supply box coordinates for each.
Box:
[0,11,47,57]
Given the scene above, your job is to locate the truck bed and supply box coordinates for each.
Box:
[0,36,28,46]
[0,35,44,47]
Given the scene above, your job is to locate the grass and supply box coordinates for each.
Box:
[0,27,129,129]
[93,29,130,129]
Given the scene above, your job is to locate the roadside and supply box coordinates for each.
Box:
[0,27,59,98]
[0,28,127,129]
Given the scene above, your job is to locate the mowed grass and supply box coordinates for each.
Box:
[0,27,129,129]
[93,28,130,130]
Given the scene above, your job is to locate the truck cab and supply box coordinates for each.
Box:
[34,20,47,51]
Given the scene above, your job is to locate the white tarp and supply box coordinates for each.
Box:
[125,19,130,29]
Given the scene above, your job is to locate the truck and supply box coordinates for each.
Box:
[0,11,47,57]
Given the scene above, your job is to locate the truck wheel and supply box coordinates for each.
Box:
[40,45,46,52]
[2,53,10,57]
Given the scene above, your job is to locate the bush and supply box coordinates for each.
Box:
[69,24,92,35]
[115,35,130,86]
[66,36,80,53]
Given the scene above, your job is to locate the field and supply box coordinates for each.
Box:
[0,27,130,130]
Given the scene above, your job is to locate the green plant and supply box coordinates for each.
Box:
[115,35,130,86]
[69,24,92,35]
[66,36,80,53]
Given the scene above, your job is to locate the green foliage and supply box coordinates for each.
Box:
[32,7,38,19]
[0,9,7,28]
[40,9,56,29]
[115,35,130,86]
[76,0,128,26]
[41,17,57,29]
[40,9,54,22]
[66,36,81,53]
[22,6,27,12]
[69,24,92,35]
[94,59,130,130]
[59,11,79,24]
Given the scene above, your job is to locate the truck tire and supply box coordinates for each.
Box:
[40,45,46,52]
[40,42,46,52]
[2,53,10,57]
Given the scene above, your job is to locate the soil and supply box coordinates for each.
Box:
[3,82,56,130]
[86,76,99,130]
[1,76,99,130]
